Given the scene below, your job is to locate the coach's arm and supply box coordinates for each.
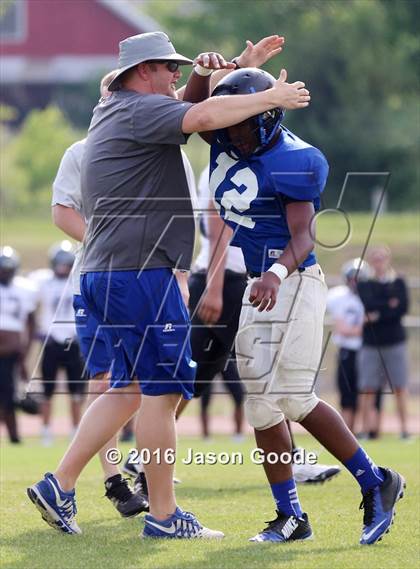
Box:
[181,69,310,134]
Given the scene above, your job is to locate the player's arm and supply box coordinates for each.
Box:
[249,201,315,312]
[197,200,233,325]
[25,311,36,353]
[279,201,316,273]
[52,204,86,242]
[18,310,36,381]
[179,35,285,102]
[180,53,235,103]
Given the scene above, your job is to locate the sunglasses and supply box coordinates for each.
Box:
[148,60,180,73]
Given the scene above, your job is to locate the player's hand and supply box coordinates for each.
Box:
[272,69,310,109]
[197,288,223,324]
[193,52,236,70]
[236,35,285,68]
[249,272,281,312]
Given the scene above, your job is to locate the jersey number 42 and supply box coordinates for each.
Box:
[210,152,258,228]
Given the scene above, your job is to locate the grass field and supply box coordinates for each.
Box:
[1,213,419,278]
[1,434,418,569]
[3,211,419,390]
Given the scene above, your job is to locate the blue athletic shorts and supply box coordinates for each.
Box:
[73,294,112,379]
[80,269,196,399]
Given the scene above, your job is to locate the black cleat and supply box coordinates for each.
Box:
[359,467,405,545]
[133,471,149,501]
[122,456,140,478]
[104,475,148,517]
[249,510,313,542]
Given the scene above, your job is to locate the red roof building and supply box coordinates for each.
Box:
[0,0,161,122]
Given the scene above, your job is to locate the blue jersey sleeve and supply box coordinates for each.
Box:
[271,148,329,201]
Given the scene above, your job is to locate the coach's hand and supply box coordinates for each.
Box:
[194,52,236,70]
[236,35,285,68]
[249,272,281,312]
[273,69,310,109]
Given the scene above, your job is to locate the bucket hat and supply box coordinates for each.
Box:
[108,31,193,91]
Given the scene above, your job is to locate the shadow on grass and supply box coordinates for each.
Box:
[166,543,378,569]
[1,517,371,569]
[175,483,265,497]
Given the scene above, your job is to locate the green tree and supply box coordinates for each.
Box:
[1,106,80,215]
[144,0,419,210]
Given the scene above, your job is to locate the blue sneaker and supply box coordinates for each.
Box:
[142,506,224,539]
[359,467,405,545]
[249,510,313,542]
[27,473,81,534]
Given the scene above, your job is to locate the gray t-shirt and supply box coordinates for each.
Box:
[51,138,86,295]
[81,89,195,272]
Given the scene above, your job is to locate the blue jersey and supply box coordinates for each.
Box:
[209,127,329,273]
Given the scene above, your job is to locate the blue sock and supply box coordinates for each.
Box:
[344,447,385,494]
[270,478,303,517]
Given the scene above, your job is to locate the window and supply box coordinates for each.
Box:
[0,0,26,42]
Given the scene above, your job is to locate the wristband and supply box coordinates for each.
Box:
[267,263,288,282]
[194,64,213,77]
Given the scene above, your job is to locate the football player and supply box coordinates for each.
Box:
[30,241,86,445]
[206,68,405,545]
[0,247,36,443]
[327,258,370,432]
[179,165,341,484]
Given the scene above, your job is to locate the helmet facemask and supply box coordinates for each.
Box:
[212,68,285,159]
[217,109,283,160]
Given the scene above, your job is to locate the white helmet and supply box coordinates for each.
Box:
[48,240,75,269]
[341,258,371,282]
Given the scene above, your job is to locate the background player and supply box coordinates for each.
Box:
[179,164,247,440]
[30,242,86,446]
[207,68,405,545]
[0,247,36,443]
[327,258,369,432]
